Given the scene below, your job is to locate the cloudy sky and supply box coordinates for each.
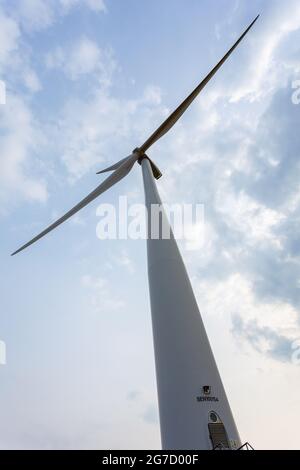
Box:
[0,0,300,450]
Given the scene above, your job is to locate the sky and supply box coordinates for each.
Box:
[0,0,300,450]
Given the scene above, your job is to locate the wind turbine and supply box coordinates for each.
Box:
[12,15,259,450]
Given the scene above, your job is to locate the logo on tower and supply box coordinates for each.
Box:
[196,385,219,403]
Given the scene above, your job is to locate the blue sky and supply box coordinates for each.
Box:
[0,0,300,449]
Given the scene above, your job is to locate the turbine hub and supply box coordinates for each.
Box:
[132,147,148,165]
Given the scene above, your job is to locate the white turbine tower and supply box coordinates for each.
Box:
[12,16,259,450]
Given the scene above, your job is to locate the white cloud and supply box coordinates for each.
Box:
[55,84,166,181]
[0,7,42,95]
[0,10,20,70]
[16,0,54,32]
[60,0,106,13]
[12,0,106,32]
[46,38,101,79]
[195,273,298,334]
[85,0,106,11]
[46,37,116,84]
[23,68,42,92]
[216,190,285,248]
[81,274,125,311]
[143,85,162,106]
[70,38,101,79]
[228,1,300,103]
[113,249,135,274]
[0,93,47,213]
[0,7,46,212]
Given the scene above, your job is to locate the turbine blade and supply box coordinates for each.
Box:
[11,155,138,256]
[139,15,259,153]
[96,155,131,174]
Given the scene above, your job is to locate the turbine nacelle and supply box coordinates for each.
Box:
[132,148,162,179]
[96,148,162,180]
[137,155,162,180]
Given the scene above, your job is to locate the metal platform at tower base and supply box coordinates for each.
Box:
[237,442,254,450]
[212,441,254,450]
